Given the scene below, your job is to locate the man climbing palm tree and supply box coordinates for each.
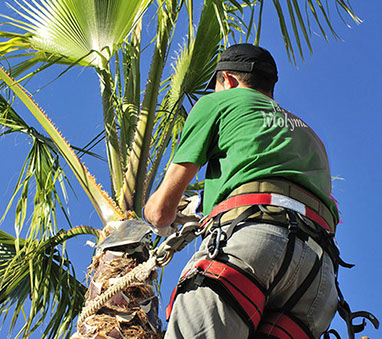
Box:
[144,43,341,338]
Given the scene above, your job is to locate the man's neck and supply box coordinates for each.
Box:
[238,84,273,99]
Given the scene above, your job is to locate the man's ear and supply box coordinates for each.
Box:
[222,71,239,89]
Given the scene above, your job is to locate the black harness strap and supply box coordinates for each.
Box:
[207,205,261,259]
[323,329,342,339]
[319,232,354,273]
[224,204,262,240]
[267,210,298,295]
[282,255,323,312]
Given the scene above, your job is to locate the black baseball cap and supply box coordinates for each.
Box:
[206,44,278,90]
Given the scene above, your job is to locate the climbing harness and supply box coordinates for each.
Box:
[165,180,379,338]
[166,208,322,338]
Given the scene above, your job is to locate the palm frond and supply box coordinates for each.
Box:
[122,0,182,212]
[263,0,359,61]
[118,22,142,170]
[0,93,71,240]
[0,68,124,225]
[97,66,124,202]
[0,227,97,339]
[1,0,153,68]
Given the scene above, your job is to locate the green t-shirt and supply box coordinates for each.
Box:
[172,88,339,224]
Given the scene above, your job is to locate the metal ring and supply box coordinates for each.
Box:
[155,248,174,267]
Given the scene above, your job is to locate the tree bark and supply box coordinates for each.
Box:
[71,248,162,339]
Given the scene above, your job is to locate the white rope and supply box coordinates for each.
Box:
[77,256,158,329]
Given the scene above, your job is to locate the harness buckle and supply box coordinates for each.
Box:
[286,210,299,233]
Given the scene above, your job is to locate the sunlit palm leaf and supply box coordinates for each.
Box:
[0,93,71,242]
[1,1,155,200]
[0,68,124,225]
[118,22,142,170]
[2,0,152,68]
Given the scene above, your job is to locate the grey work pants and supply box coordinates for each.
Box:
[165,223,338,339]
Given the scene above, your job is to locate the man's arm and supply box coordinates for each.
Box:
[144,162,200,231]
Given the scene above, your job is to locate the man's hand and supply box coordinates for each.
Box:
[143,162,200,235]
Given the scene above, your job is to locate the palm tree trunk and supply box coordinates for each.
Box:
[72,247,162,339]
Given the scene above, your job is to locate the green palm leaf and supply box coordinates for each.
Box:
[0,227,97,338]
[2,0,152,68]
[266,0,359,61]
[1,0,154,200]
[122,0,182,212]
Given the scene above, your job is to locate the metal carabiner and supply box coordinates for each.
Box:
[208,227,222,259]
[154,246,175,267]
[153,222,203,267]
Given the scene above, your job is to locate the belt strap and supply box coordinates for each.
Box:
[266,211,298,295]
[204,178,336,233]
[203,192,332,233]
[231,178,336,229]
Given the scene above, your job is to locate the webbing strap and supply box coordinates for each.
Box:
[256,311,315,339]
[224,204,261,241]
[335,279,380,339]
[196,259,266,332]
[267,212,298,295]
[165,258,267,335]
[283,255,323,311]
[202,193,332,232]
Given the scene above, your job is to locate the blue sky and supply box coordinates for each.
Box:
[0,1,381,338]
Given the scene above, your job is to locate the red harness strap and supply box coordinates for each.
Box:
[256,311,315,339]
[166,259,266,334]
[165,269,190,321]
[202,193,332,233]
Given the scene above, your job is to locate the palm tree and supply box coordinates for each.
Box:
[0,0,359,338]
